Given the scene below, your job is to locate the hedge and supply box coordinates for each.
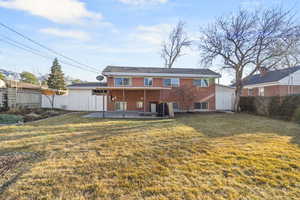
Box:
[240,96,300,121]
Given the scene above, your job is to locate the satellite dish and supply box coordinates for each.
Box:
[96,75,104,81]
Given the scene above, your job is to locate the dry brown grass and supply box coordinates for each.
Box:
[0,113,300,200]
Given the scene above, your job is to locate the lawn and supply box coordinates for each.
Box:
[0,113,300,200]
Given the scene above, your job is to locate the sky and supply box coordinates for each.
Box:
[0,0,299,84]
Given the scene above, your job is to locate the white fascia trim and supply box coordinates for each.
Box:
[67,87,96,90]
[243,81,279,89]
[102,72,221,78]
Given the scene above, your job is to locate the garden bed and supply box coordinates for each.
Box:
[1,108,70,123]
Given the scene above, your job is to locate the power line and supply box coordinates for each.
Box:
[0,21,100,72]
[0,37,99,73]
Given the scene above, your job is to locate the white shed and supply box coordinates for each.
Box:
[42,82,107,111]
[215,84,235,111]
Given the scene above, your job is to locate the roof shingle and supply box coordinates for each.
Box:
[67,82,107,88]
[103,66,220,77]
[242,66,300,86]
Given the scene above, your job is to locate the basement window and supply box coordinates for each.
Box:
[194,102,208,110]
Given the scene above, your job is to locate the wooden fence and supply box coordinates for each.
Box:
[0,88,41,110]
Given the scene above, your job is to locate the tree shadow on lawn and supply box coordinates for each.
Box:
[175,113,300,146]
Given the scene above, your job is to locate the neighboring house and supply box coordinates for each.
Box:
[241,66,300,97]
[96,66,221,112]
[1,80,42,109]
[42,82,107,111]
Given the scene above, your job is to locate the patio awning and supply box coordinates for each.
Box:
[95,87,171,90]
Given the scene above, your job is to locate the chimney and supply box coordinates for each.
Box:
[259,67,268,76]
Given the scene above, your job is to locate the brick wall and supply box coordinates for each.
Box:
[106,76,216,111]
[242,85,300,97]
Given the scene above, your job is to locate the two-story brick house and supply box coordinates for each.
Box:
[96,66,221,113]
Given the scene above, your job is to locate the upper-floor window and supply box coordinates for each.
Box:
[144,78,153,86]
[193,79,209,87]
[163,78,179,87]
[115,77,131,86]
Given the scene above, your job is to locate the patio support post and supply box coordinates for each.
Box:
[102,94,105,118]
[144,89,146,113]
[123,88,125,118]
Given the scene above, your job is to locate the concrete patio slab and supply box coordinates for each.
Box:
[83,111,169,119]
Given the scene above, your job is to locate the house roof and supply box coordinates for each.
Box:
[102,66,221,78]
[242,66,300,86]
[6,80,42,90]
[67,82,107,88]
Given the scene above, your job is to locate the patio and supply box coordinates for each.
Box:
[83,111,169,119]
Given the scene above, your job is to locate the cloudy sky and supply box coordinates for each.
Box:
[0,0,299,83]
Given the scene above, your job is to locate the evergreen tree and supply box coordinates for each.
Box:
[47,58,66,90]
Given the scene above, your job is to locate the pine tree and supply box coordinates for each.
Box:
[45,58,66,109]
[47,58,66,90]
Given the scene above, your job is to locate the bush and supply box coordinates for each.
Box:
[240,96,300,121]
[292,107,300,123]
[0,114,23,124]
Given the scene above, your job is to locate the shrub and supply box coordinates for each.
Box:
[240,97,256,113]
[239,96,300,121]
[292,107,300,123]
[0,114,23,124]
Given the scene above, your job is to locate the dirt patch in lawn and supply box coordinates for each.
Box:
[0,152,40,194]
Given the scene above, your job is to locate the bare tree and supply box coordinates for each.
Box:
[161,21,192,68]
[198,8,300,111]
[171,84,198,111]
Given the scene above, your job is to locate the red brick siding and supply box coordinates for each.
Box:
[106,76,216,111]
[242,85,300,97]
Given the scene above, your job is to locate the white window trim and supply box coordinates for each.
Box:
[115,101,127,111]
[114,77,132,86]
[248,88,254,96]
[194,102,209,111]
[144,77,153,87]
[193,78,210,87]
[163,78,180,87]
[258,87,265,96]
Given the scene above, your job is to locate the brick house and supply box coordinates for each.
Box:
[241,66,300,97]
[96,66,221,112]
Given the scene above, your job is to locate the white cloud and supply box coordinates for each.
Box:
[117,0,168,5]
[241,0,263,9]
[0,0,102,24]
[40,28,90,41]
[132,24,172,45]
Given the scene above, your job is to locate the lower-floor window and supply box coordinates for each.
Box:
[136,101,143,109]
[258,87,265,96]
[194,102,208,110]
[115,101,127,111]
[248,89,254,96]
[173,102,179,110]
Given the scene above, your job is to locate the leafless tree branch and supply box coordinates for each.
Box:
[198,7,300,111]
[161,21,193,68]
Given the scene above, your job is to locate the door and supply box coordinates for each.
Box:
[150,103,157,113]
[116,101,127,111]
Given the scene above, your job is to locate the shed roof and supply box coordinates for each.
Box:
[67,82,107,88]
